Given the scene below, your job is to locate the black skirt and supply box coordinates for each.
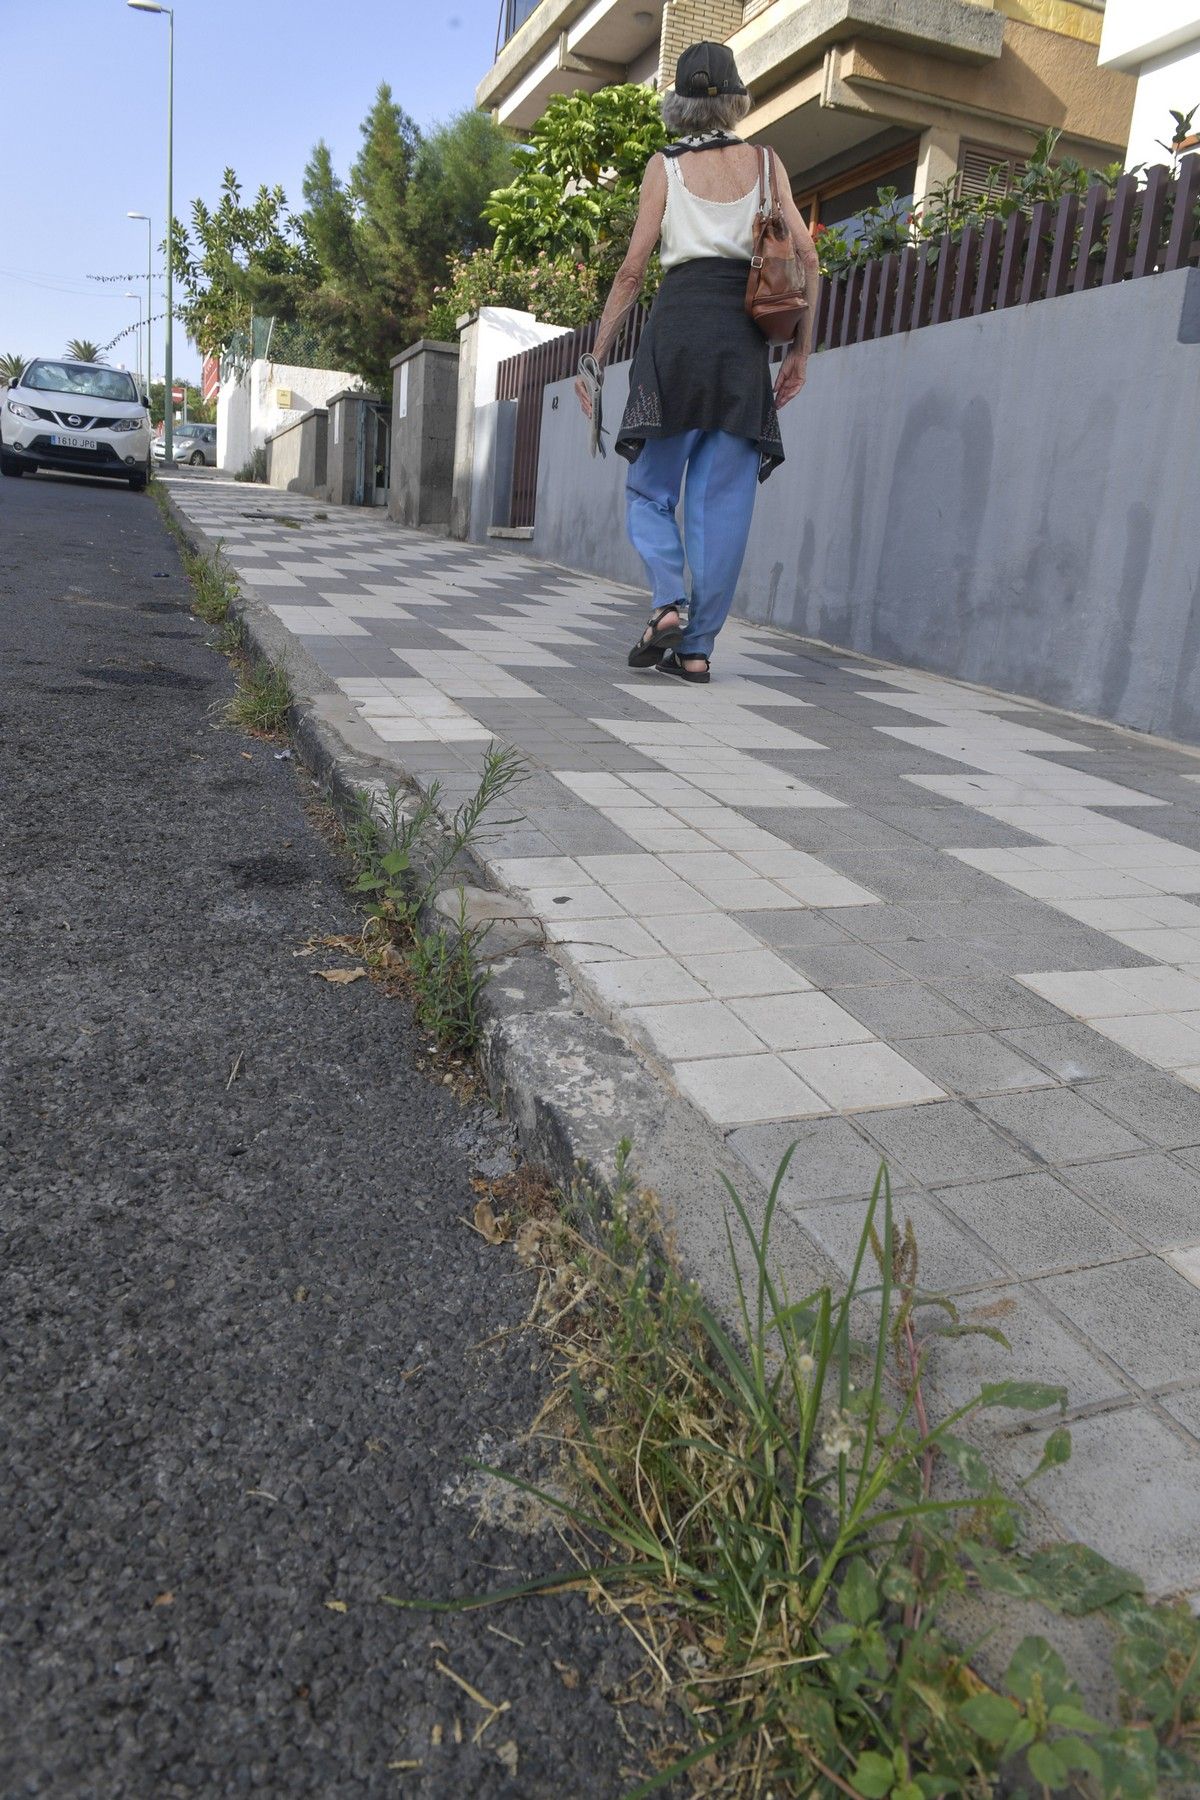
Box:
[615,257,784,483]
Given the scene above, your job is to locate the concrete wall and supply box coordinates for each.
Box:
[527,267,1200,745]
[389,341,459,530]
[264,407,327,496]
[217,358,360,474]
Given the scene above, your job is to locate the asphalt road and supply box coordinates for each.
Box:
[0,470,643,1798]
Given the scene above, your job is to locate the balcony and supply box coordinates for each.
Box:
[480,0,664,128]
[498,0,545,52]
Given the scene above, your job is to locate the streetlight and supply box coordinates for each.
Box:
[127,1,174,467]
[126,211,152,400]
[124,292,144,395]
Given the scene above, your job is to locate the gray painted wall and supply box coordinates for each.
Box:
[527,268,1200,744]
[389,341,459,530]
[265,407,327,495]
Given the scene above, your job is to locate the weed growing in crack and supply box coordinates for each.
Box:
[215,611,247,656]
[389,1144,1200,1798]
[223,657,293,737]
[182,542,237,625]
[345,744,529,1053]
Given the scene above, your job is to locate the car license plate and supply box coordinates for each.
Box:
[51,433,97,451]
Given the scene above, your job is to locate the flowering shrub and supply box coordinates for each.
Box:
[424,248,605,340]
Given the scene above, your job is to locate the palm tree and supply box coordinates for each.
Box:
[64,339,105,363]
[0,352,26,388]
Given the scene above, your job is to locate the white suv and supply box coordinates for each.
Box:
[1,358,152,490]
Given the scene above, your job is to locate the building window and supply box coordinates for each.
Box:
[958,142,1029,201]
[795,141,921,242]
[497,0,543,50]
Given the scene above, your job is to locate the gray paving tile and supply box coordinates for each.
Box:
[877,938,1004,980]
[1036,1258,1200,1389]
[937,1172,1140,1275]
[924,1283,1128,1412]
[797,1192,1004,1292]
[982,934,1152,974]
[1084,1075,1200,1152]
[1159,1388,1200,1440]
[896,1033,1056,1098]
[727,1117,890,1205]
[828,983,975,1039]
[779,943,906,988]
[1177,1146,1200,1176]
[731,909,853,948]
[932,977,1075,1030]
[1063,1153,1200,1249]
[996,1023,1153,1084]
[855,1102,1035,1186]
[974,1089,1147,1162]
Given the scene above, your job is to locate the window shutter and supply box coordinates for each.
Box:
[958,144,1027,201]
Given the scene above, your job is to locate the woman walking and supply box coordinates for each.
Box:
[575,41,819,684]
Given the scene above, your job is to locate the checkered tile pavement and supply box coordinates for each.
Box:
[168,475,1200,1597]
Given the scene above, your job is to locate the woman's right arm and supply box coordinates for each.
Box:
[575,157,667,416]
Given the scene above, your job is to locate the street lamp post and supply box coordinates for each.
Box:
[126,211,153,400]
[124,292,144,394]
[128,1,174,467]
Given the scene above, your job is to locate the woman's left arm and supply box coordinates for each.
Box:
[771,149,821,407]
[575,157,667,417]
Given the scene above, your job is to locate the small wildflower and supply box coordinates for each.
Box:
[797,1352,815,1378]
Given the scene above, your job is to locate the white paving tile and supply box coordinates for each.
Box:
[730,992,875,1050]
[630,1000,763,1060]
[643,913,763,955]
[586,958,708,1007]
[678,950,811,998]
[785,1042,946,1110]
[545,918,663,961]
[1087,1013,1200,1068]
[673,1055,830,1125]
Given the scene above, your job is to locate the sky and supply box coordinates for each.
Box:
[1,0,501,383]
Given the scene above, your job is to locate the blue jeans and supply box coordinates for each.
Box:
[625,430,760,659]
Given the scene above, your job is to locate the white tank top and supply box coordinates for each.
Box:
[659,153,761,271]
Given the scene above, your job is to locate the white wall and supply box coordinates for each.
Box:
[1125,43,1200,168]
[1099,0,1200,168]
[217,358,361,473]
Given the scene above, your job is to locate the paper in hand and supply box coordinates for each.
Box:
[577,353,606,459]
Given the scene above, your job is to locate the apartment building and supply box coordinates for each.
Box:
[479,0,1134,237]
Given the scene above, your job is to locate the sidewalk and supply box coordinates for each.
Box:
[166,473,1200,1603]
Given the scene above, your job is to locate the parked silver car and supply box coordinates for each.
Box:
[154,422,217,466]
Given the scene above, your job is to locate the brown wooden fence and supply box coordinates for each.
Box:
[495,153,1200,529]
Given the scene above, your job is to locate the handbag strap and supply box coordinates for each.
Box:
[756,144,781,221]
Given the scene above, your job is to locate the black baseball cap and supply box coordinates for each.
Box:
[674,41,748,99]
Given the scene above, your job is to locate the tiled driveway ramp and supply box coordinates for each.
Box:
[172,478,1200,1596]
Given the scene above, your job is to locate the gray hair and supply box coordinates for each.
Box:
[660,90,752,136]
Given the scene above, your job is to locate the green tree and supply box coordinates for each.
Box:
[0,353,26,387]
[405,109,515,285]
[299,84,424,388]
[170,170,321,363]
[64,339,104,362]
[484,85,667,264]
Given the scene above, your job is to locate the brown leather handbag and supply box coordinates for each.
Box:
[745,145,808,346]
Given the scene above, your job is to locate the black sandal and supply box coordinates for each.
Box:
[656,649,710,685]
[628,602,687,668]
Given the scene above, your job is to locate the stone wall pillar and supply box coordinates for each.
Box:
[388,341,460,530]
